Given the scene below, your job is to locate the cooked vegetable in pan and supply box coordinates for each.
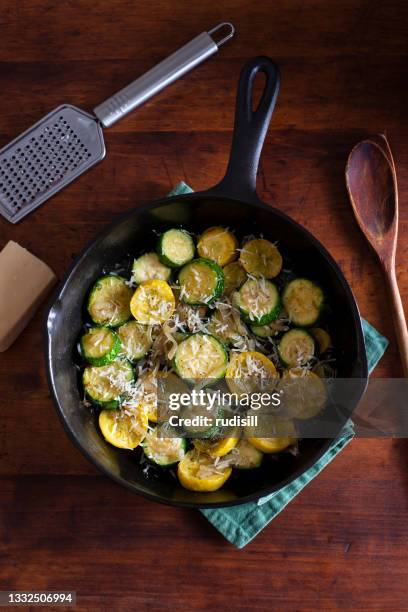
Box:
[282,278,324,327]
[76,226,335,492]
[80,327,121,366]
[87,275,133,327]
[132,252,171,284]
[158,228,195,268]
[178,258,224,305]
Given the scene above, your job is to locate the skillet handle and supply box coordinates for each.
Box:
[213,56,280,202]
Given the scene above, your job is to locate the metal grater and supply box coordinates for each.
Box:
[0,23,234,224]
[0,106,104,222]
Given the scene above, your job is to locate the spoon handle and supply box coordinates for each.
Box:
[384,263,408,377]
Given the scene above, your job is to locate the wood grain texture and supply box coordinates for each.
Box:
[0,0,407,609]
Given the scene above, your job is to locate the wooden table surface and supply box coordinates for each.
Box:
[0,1,407,610]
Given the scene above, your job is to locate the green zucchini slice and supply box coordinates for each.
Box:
[250,323,278,338]
[157,228,195,268]
[230,440,263,469]
[278,328,315,366]
[132,252,171,284]
[174,333,227,381]
[82,359,134,408]
[117,320,153,362]
[251,316,289,337]
[87,275,132,327]
[80,327,121,366]
[143,426,187,466]
[236,278,281,325]
[282,278,324,327]
[178,258,224,306]
[181,399,224,438]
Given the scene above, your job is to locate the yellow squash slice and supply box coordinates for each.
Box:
[130,279,175,325]
[197,226,238,266]
[177,450,232,492]
[222,261,247,295]
[99,408,148,450]
[311,328,332,354]
[239,238,283,278]
[226,350,278,396]
[248,436,295,453]
[193,437,239,458]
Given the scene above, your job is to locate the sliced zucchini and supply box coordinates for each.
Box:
[207,308,247,346]
[130,279,175,325]
[226,351,278,396]
[138,370,190,423]
[143,426,187,466]
[250,325,270,338]
[230,440,263,469]
[83,359,134,408]
[245,412,297,439]
[222,261,247,295]
[279,368,328,419]
[177,449,232,492]
[132,252,171,284]
[157,228,195,268]
[99,407,148,449]
[178,258,224,306]
[311,327,332,354]
[251,323,278,338]
[248,437,295,453]
[181,399,223,438]
[193,436,239,458]
[197,226,238,266]
[174,333,228,381]
[236,278,281,325]
[117,320,153,362]
[278,328,315,366]
[251,316,289,338]
[80,327,121,366]
[282,278,324,327]
[87,275,132,327]
[239,238,283,278]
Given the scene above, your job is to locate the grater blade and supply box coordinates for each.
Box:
[0,105,105,223]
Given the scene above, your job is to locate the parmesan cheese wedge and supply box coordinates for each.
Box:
[0,241,56,351]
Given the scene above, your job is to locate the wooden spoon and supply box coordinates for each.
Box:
[346,136,408,376]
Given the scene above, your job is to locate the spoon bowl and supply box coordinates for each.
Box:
[346,140,397,259]
[346,135,408,376]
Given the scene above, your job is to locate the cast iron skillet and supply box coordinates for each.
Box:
[45,57,368,508]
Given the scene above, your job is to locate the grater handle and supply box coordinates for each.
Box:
[93,23,235,128]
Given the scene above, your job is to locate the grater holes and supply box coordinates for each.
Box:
[1,113,94,211]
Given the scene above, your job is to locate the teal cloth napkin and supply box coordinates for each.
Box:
[168,182,389,548]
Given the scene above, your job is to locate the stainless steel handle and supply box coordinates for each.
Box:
[93,23,235,128]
